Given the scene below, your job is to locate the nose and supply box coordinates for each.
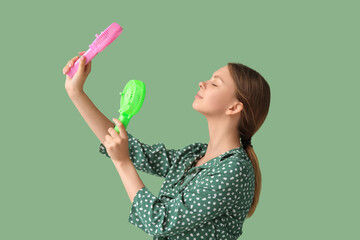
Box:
[199,81,206,89]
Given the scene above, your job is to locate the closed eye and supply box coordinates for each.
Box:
[212,84,217,86]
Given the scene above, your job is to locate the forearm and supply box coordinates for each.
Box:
[68,90,114,144]
[114,161,145,204]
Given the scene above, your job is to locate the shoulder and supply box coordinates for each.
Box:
[217,149,255,179]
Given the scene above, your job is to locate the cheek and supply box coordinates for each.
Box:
[206,92,229,109]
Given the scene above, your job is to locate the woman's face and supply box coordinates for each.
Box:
[192,65,240,116]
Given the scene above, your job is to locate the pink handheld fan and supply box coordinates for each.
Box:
[66,22,123,78]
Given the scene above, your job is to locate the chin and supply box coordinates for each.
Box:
[192,102,204,115]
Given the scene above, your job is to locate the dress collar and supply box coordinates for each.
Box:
[185,143,244,171]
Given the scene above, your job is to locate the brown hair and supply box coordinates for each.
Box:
[227,62,271,218]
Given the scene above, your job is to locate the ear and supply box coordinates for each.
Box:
[226,101,243,116]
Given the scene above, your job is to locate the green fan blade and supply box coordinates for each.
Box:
[114,80,146,133]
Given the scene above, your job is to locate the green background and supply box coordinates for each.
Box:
[1,0,358,239]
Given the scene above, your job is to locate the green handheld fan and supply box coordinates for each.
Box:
[114,80,146,133]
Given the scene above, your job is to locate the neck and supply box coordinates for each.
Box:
[204,115,241,158]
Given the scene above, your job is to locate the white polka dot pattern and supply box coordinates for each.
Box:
[99,131,255,239]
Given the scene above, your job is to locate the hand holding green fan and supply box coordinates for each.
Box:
[114,80,146,133]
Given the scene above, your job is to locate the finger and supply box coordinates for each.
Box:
[68,56,79,66]
[108,126,120,139]
[69,57,80,69]
[72,56,80,63]
[77,55,86,72]
[105,134,113,143]
[79,51,86,55]
[64,61,71,71]
[103,139,109,148]
[63,63,72,74]
[63,56,80,73]
[113,118,127,138]
[84,60,91,74]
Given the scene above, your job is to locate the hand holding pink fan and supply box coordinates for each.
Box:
[65,22,123,79]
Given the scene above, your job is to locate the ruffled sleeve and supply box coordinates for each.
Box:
[99,131,181,178]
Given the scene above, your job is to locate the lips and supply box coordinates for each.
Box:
[196,93,203,99]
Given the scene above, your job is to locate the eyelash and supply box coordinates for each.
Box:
[212,84,217,87]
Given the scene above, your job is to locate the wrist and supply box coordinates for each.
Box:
[113,158,132,170]
[67,89,85,98]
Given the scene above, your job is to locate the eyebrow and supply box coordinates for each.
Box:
[213,75,224,83]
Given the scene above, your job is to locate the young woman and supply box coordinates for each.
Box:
[63,52,270,239]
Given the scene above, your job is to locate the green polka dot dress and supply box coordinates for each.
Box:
[99,131,255,239]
